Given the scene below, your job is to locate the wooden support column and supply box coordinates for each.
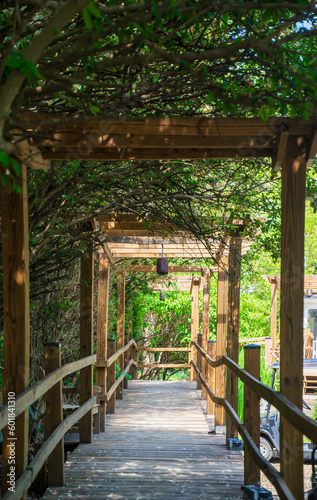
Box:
[125,300,133,382]
[107,339,116,414]
[190,277,200,382]
[271,280,278,350]
[79,253,94,443]
[280,135,307,499]
[226,237,242,443]
[1,163,30,497]
[207,340,216,416]
[197,334,202,391]
[44,343,64,486]
[201,269,210,400]
[244,344,261,487]
[215,259,228,427]
[116,274,125,399]
[96,254,110,432]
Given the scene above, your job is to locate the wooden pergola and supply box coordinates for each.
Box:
[3,114,317,499]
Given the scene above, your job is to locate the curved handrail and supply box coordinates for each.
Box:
[107,358,137,401]
[0,354,96,431]
[191,340,317,443]
[106,339,138,368]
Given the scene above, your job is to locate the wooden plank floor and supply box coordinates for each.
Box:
[43,381,244,499]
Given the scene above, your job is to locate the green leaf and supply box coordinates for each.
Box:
[206,92,215,104]
[82,8,93,31]
[87,1,101,18]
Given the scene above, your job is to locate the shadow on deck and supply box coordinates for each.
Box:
[43,381,243,499]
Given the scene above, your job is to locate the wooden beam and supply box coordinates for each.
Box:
[207,341,216,416]
[14,137,50,170]
[35,132,276,150]
[96,254,110,432]
[215,258,228,427]
[280,135,307,499]
[1,163,30,498]
[21,113,315,137]
[106,340,116,414]
[190,277,200,382]
[79,253,94,443]
[201,269,211,400]
[272,131,289,172]
[226,237,242,443]
[131,265,213,273]
[116,275,125,399]
[43,147,274,161]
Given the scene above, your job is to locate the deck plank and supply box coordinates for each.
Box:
[43,381,243,499]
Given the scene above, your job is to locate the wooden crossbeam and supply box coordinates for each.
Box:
[131,265,214,273]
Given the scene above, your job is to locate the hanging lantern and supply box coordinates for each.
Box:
[157,244,168,274]
[307,283,313,297]
[159,290,166,301]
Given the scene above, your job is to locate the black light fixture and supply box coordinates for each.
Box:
[307,283,313,297]
[157,244,168,274]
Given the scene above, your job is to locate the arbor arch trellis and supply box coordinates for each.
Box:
[2,114,317,499]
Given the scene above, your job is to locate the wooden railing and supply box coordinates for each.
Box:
[137,346,191,370]
[191,340,317,500]
[0,339,138,499]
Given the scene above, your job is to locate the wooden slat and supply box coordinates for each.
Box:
[42,380,244,500]
[107,359,136,401]
[1,162,30,497]
[79,253,94,444]
[131,265,209,273]
[280,135,307,499]
[272,130,289,172]
[96,254,110,432]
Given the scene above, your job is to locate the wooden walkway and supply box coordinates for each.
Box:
[43,381,244,499]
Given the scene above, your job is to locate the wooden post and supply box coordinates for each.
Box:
[207,340,216,416]
[271,280,278,350]
[96,254,110,432]
[79,253,94,443]
[190,277,200,382]
[44,343,65,486]
[264,337,273,369]
[116,274,125,399]
[107,339,116,414]
[197,334,202,391]
[280,135,307,499]
[201,269,210,400]
[132,342,138,379]
[226,237,242,443]
[125,301,133,383]
[215,259,228,427]
[1,163,30,497]
[244,344,261,487]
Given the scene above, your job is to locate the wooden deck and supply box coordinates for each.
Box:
[43,381,244,499]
